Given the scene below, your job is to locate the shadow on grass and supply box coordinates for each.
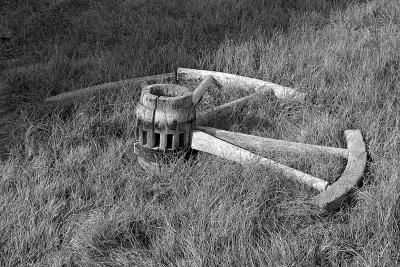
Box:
[0,0,369,160]
[1,0,368,90]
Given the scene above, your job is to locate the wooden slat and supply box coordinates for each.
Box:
[138,127,144,145]
[196,126,349,159]
[177,68,306,101]
[196,90,274,126]
[192,75,217,105]
[172,133,180,150]
[191,130,329,192]
[148,131,156,148]
[45,73,175,103]
[312,130,367,211]
[160,132,167,151]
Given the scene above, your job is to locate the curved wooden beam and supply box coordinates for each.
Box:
[45,73,175,103]
[177,67,306,101]
[191,130,329,192]
[195,126,349,159]
[312,130,366,211]
[196,90,274,126]
[192,128,367,211]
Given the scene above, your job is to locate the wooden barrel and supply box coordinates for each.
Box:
[134,83,196,173]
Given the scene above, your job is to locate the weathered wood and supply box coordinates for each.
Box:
[312,130,366,211]
[192,75,217,105]
[196,90,274,126]
[45,73,175,102]
[191,130,329,192]
[136,84,195,150]
[177,68,306,101]
[135,83,196,174]
[195,126,349,159]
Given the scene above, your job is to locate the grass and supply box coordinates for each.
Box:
[1,0,400,265]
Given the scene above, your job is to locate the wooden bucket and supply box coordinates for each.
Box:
[134,83,196,173]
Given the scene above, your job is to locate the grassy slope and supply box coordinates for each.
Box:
[1,0,400,266]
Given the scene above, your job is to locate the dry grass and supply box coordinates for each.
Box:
[1,0,400,266]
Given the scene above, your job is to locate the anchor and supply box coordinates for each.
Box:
[45,68,367,212]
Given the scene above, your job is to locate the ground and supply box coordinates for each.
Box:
[0,0,400,266]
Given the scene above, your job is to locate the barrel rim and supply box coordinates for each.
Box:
[140,84,193,108]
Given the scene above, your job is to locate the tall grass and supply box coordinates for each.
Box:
[1,0,400,266]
